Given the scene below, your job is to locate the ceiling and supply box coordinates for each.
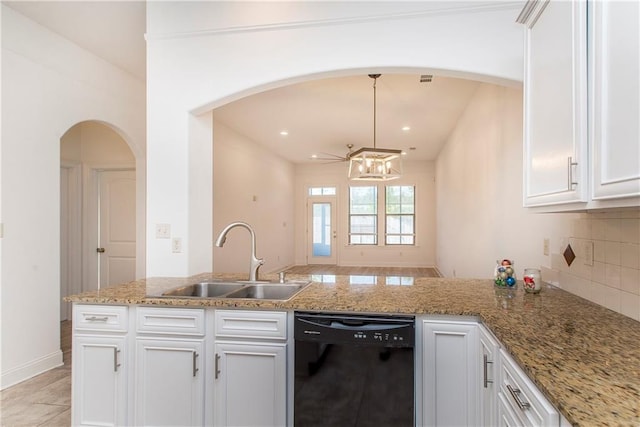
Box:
[4,1,495,164]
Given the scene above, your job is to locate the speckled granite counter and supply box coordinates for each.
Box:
[67,273,640,426]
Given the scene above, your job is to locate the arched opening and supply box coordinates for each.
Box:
[60,120,136,361]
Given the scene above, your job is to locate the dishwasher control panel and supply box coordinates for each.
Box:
[295,312,415,347]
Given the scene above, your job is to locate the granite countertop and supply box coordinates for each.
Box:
[66,272,640,426]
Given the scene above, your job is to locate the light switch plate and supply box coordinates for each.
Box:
[155,223,171,239]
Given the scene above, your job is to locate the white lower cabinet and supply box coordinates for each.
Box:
[213,341,287,426]
[421,317,479,426]
[134,338,205,426]
[134,307,206,426]
[72,305,129,427]
[479,324,500,427]
[498,348,559,427]
[213,310,288,427]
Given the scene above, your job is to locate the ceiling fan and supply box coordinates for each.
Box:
[312,144,355,163]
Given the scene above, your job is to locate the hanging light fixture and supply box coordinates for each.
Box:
[348,74,402,181]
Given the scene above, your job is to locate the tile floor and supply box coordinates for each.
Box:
[0,266,438,426]
[1,321,71,426]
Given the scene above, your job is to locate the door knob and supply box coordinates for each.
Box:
[96,248,105,253]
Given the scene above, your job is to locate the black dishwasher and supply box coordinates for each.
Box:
[294,312,415,427]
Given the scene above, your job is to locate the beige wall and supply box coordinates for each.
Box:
[61,122,135,165]
[212,120,296,275]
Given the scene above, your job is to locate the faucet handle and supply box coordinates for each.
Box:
[279,271,286,284]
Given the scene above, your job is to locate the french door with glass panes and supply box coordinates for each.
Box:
[307,197,337,264]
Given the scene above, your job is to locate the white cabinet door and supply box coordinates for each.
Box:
[134,338,204,426]
[590,0,640,201]
[520,0,588,207]
[72,335,127,426]
[479,325,499,427]
[214,341,287,427]
[422,319,479,426]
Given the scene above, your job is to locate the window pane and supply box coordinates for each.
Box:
[350,186,377,214]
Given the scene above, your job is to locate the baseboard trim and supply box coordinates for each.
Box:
[0,349,64,390]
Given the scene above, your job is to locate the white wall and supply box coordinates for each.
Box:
[0,6,145,389]
[436,83,576,278]
[145,1,524,277]
[294,160,436,267]
[212,120,295,275]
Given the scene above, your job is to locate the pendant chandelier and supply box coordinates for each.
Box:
[348,74,403,181]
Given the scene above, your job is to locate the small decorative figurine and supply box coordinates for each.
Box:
[494,259,516,287]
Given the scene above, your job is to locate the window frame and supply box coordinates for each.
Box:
[384,185,416,246]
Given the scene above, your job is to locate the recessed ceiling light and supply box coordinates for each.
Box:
[401,151,407,156]
[311,154,318,159]
[280,130,289,136]
[402,126,411,132]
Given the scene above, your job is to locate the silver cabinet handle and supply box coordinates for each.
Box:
[215,353,221,379]
[85,316,108,322]
[507,384,531,410]
[113,348,121,372]
[567,156,578,190]
[192,351,199,377]
[483,354,493,388]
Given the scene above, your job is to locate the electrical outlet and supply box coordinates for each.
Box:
[172,237,182,253]
[583,241,594,266]
[155,223,171,239]
[543,238,550,256]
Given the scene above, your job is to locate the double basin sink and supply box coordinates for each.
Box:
[157,280,311,301]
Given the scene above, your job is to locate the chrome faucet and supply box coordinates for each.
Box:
[215,222,264,282]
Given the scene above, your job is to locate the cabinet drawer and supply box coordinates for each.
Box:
[136,307,205,336]
[74,304,128,333]
[215,310,287,340]
[499,349,559,427]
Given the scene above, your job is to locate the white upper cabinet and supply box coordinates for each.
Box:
[589,0,640,201]
[520,0,588,207]
[519,0,640,211]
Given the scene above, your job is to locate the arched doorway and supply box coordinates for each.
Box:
[60,121,136,321]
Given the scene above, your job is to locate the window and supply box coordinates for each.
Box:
[308,186,336,196]
[386,186,415,245]
[349,185,416,246]
[349,186,377,244]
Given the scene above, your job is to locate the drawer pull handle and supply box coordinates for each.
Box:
[483,354,493,388]
[192,351,199,377]
[567,156,578,190]
[507,384,531,410]
[85,316,109,322]
[113,348,121,372]
[215,353,221,379]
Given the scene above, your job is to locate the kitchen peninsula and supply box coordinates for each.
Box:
[67,273,640,426]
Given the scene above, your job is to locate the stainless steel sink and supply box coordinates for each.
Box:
[161,282,246,298]
[158,281,310,300]
[223,283,308,300]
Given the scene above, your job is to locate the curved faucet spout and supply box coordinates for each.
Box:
[215,222,264,282]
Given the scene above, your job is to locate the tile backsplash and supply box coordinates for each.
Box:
[544,209,640,321]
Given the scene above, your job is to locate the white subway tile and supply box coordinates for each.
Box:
[590,282,609,307]
[619,219,640,244]
[592,261,606,284]
[620,267,640,295]
[604,218,622,242]
[593,240,606,262]
[605,264,622,289]
[604,241,621,265]
[592,219,606,240]
[620,243,640,269]
[573,218,591,239]
[619,291,640,321]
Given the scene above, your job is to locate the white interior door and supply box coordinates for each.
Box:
[98,169,136,287]
[307,198,337,264]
